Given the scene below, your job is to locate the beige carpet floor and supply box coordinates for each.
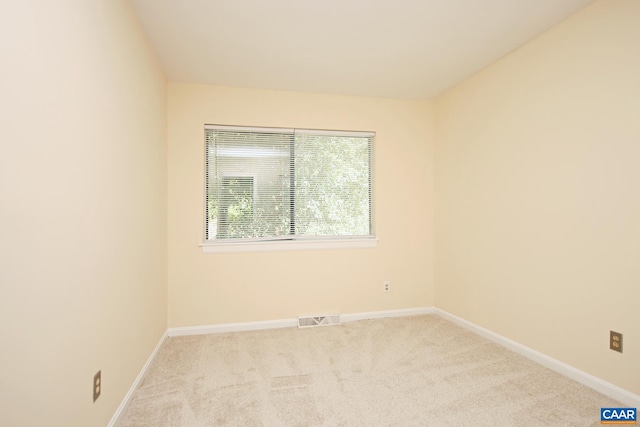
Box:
[116,315,621,426]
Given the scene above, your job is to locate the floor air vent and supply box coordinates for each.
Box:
[298,314,341,328]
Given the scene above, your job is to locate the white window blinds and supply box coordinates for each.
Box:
[205,125,374,242]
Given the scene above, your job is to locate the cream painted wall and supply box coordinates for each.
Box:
[0,1,167,426]
[435,0,640,395]
[168,83,434,327]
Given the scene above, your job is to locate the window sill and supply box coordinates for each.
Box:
[200,238,378,254]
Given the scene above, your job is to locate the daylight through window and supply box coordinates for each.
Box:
[205,125,374,243]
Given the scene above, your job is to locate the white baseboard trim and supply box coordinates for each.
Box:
[168,307,435,337]
[341,306,435,323]
[168,318,298,337]
[434,308,640,407]
[107,331,168,427]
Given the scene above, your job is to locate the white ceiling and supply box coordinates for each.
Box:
[129,0,596,100]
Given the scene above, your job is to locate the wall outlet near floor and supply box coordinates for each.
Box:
[93,370,101,402]
[383,281,390,292]
[610,331,623,353]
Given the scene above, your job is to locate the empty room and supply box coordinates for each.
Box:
[1,0,638,426]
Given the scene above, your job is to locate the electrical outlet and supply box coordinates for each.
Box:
[610,331,623,353]
[93,370,101,402]
[383,281,390,292]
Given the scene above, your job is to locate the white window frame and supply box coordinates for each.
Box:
[201,125,377,254]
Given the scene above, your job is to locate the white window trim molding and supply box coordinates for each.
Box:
[200,237,378,254]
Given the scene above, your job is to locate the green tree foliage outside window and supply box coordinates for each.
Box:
[294,134,370,237]
[218,177,254,239]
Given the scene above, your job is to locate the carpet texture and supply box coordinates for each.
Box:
[116,315,621,426]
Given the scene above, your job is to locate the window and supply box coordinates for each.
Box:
[203,125,375,252]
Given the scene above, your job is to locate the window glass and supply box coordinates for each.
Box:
[205,126,374,243]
